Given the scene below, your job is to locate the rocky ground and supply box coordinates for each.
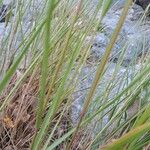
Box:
[71,2,150,124]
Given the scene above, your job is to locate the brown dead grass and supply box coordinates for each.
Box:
[0,70,39,149]
[0,69,75,149]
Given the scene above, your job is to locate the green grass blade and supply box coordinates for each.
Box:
[35,0,56,130]
[101,122,150,150]
[0,20,46,94]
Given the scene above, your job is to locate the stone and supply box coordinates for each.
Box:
[134,0,150,15]
[71,62,141,124]
[134,0,150,10]
[71,0,150,125]
[90,3,150,67]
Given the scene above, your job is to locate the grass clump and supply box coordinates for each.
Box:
[0,0,150,149]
